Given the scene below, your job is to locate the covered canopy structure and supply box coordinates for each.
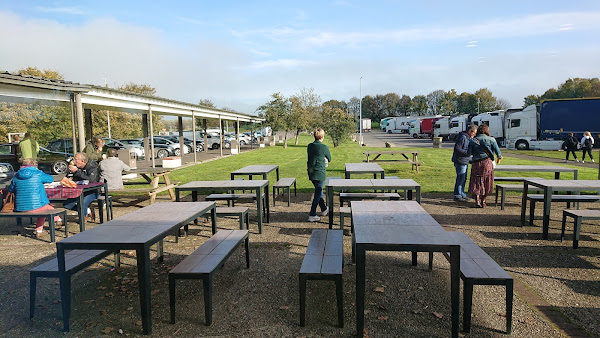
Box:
[0,71,264,166]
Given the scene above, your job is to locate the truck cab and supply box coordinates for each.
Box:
[471,110,505,143]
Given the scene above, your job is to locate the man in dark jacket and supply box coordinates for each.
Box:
[451,125,477,201]
[64,152,100,222]
[563,132,579,162]
[307,128,332,222]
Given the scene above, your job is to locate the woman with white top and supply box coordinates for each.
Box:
[580,131,595,163]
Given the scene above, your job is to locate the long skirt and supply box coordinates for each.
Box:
[468,158,494,196]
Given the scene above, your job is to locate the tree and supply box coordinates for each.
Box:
[398,95,412,116]
[496,98,512,110]
[426,89,445,115]
[440,89,458,115]
[411,95,427,115]
[523,94,540,107]
[474,88,497,113]
[347,97,360,118]
[257,93,291,147]
[322,105,355,147]
[360,95,377,120]
[456,92,477,114]
[198,99,216,108]
[381,93,401,119]
[290,87,321,145]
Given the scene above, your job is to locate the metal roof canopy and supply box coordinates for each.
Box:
[0,72,263,123]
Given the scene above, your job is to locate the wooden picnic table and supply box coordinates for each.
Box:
[230,164,279,181]
[46,181,107,232]
[55,201,216,334]
[520,179,600,239]
[325,178,421,228]
[495,165,578,180]
[351,201,461,338]
[120,168,177,203]
[345,163,384,179]
[175,180,270,233]
[363,150,422,173]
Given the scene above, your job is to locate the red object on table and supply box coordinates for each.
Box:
[45,182,104,199]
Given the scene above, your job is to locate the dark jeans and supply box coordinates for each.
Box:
[63,193,100,214]
[582,148,594,161]
[310,180,326,216]
[565,149,578,160]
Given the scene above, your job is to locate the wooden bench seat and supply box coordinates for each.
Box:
[494,176,541,182]
[29,249,119,319]
[0,208,67,242]
[339,207,352,232]
[273,177,296,206]
[527,194,600,226]
[407,159,424,173]
[169,230,249,326]
[215,207,249,230]
[299,229,343,328]
[432,232,513,334]
[561,209,600,248]
[494,184,542,210]
[339,192,401,206]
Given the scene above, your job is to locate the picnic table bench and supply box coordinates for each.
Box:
[29,249,119,319]
[434,232,513,334]
[561,209,600,248]
[339,192,401,206]
[0,208,67,242]
[169,229,249,326]
[116,168,178,204]
[362,150,422,172]
[526,194,600,227]
[299,229,343,328]
[273,177,296,206]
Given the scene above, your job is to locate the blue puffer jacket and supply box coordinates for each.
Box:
[8,166,54,212]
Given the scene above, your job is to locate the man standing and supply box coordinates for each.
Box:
[19,132,39,160]
[451,124,477,201]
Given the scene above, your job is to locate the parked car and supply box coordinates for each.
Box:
[46,138,75,154]
[159,135,199,153]
[0,143,73,175]
[37,146,73,175]
[0,162,15,187]
[201,133,231,149]
[103,137,145,159]
[225,133,251,145]
[152,136,190,156]
[137,140,177,159]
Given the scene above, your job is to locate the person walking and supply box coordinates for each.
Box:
[307,128,331,222]
[580,131,595,163]
[100,148,130,191]
[8,158,61,236]
[468,124,502,208]
[19,132,39,160]
[451,125,477,202]
[563,132,579,162]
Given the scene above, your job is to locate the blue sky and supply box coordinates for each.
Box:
[1,1,600,114]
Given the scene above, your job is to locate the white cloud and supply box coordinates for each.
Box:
[34,6,85,15]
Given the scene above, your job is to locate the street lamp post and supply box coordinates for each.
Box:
[359,76,363,146]
[477,98,481,114]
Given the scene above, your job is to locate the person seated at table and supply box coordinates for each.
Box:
[8,158,61,236]
[83,137,108,162]
[64,152,101,222]
[467,124,502,208]
[100,148,130,190]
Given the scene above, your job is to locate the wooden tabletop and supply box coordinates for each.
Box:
[128,168,172,175]
[363,151,421,154]
[231,165,278,175]
[351,200,438,226]
[327,178,420,188]
[57,202,214,244]
[495,165,577,172]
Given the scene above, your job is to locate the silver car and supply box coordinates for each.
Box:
[103,137,145,159]
[0,162,15,187]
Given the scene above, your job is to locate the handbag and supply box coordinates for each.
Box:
[60,177,78,188]
[1,191,15,213]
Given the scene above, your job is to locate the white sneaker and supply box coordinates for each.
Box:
[321,207,329,217]
[576,159,580,162]
[308,215,320,222]
[87,207,92,215]
[582,161,585,163]
[593,159,595,163]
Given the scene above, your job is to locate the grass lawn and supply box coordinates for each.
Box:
[167,134,599,194]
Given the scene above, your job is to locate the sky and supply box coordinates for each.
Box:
[1,1,600,115]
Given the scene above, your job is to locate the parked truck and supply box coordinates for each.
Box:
[505,98,600,150]
[433,116,451,140]
[448,115,470,139]
[409,116,443,138]
[359,118,371,132]
[385,116,414,134]
[380,117,392,131]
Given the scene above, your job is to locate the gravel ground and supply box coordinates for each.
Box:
[0,190,599,337]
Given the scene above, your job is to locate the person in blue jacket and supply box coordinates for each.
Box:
[8,158,60,235]
[467,124,502,208]
[451,124,477,202]
[307,128,332,222]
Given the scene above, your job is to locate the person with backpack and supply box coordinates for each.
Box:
[580,131,595,163]
[563,132,579,162]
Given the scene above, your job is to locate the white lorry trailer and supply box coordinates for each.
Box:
[385,116,414,134]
